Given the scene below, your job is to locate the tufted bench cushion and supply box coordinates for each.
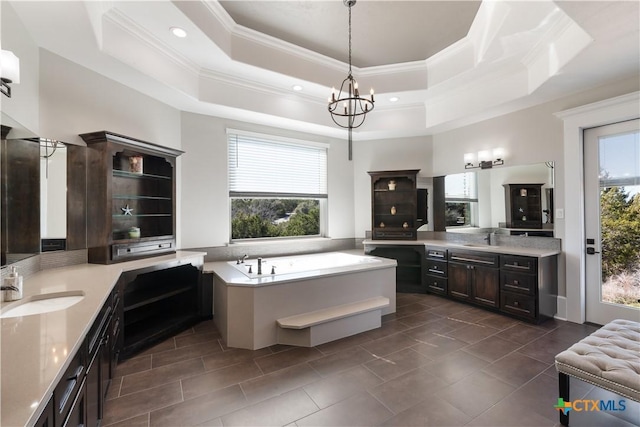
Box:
[555,319,640,402]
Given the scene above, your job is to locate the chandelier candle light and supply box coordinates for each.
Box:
[328,0,374,160]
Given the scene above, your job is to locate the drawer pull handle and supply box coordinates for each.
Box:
[451,256,495,265]
[428,252,444,258]
[428,268,445,275]
[514,280,519,285]
[505,283,528,292]
[505,264,530,270]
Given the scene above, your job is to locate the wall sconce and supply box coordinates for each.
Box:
[0,50,20,98]
[464,148,505,169]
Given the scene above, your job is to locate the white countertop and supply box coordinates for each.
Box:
[362,239,561,258]
[205,251,397,287]
[1,251,205,427]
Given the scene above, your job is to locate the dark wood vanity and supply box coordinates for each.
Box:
[366,241,558,323]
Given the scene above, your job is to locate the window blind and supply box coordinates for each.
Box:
[228,130,328,198]
[445,172,478,200]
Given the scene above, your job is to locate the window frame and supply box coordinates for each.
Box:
[227,129,328,242]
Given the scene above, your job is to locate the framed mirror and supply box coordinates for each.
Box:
[435,162,555,236]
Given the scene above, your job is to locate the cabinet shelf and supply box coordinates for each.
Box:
[112,213,172,218]
[124,284,194,312]
[113,195,172,201]
[113,170,171,180]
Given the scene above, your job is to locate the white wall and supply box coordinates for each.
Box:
[352,136,434,238]
[1,2,40,136]
[180,112,355,248]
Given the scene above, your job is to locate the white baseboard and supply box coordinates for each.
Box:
[554,296,567,321]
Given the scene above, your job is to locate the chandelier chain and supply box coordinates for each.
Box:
[348,4,352,76]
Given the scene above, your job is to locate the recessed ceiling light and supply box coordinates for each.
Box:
[389,97,399,102]
[170,27,187,38]
[292,85,303,91]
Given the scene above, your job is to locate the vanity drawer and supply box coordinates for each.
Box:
[449,250,499,267]
[54,348,85,427]
[424,259,448,277]
[500,291,536,320]
[501,271,536,295]
[425,247,447,260]
[501,255,537,273]
[425,275,448,295]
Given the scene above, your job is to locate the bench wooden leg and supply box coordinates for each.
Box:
[559,372,570,426]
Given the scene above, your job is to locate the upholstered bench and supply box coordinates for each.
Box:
[554,319,640,426]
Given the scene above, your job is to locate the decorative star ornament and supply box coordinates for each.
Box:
[121,205,134,215]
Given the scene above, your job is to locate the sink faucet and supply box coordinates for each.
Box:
[484,232,493,246]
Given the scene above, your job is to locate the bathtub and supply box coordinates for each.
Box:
[227,252,386,279]
[206,251,397,349]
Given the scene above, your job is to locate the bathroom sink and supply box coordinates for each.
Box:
[1,291,85,319]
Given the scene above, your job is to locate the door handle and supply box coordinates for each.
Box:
[586,247,600,255]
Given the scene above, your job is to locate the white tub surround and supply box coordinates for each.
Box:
[0,251,205,427]
[206,252,397,350]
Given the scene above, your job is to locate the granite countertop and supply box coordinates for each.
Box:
[0,251,206,427]
[205,250,397,287]
[362,239,561,258]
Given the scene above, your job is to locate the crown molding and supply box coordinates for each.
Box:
[105,8,200,77]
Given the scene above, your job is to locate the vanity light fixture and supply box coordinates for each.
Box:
[0,50,20,98]
[328,0,374,161]
[465,148,505,169]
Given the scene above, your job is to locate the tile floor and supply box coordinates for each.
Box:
[103,293,639,427]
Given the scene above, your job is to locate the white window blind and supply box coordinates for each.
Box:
[228,130,328,198]
[445,172,478,200]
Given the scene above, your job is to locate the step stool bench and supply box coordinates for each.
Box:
[554,319,640,426]
[276,296,390,347]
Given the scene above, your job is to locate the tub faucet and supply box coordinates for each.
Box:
[257,257,263,275]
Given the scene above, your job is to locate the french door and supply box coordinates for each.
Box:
[584,119,640,325]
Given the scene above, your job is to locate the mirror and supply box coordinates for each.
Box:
[441,162,555,236]
[1,136,41,266]
[1,117,72,266]
[40,141,67,251]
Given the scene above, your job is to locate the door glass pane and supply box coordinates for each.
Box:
[599,130,640,307]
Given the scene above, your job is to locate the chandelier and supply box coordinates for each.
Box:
[328,0,374,160]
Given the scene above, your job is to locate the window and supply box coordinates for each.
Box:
[228,130,328,240]
[444,172,478,227]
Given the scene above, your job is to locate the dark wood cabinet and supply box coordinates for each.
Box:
[366,245,424,293]
[448,262,472,300]
[80,131,183,264]
[118,260,205,360]
[504,184,544,229]
[500,254,557,321]
[368,169,420,240]
[85,292,114,427]
[424,247,448,296]
[448,250,500,308]
[34,396,55,427]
